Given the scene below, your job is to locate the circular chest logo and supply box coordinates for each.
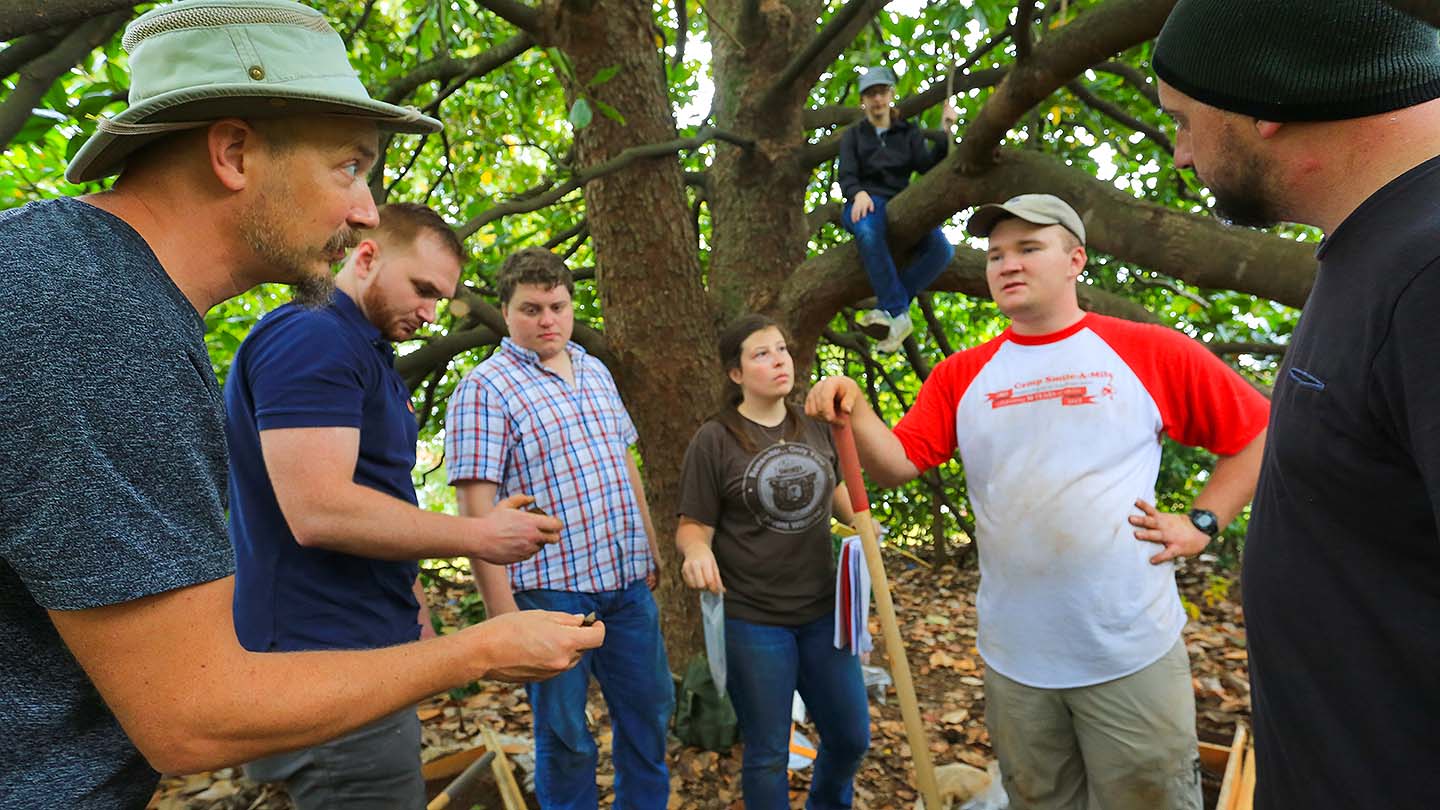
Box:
[742,441,832,533]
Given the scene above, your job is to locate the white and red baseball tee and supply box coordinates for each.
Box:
[894,313,1269,688]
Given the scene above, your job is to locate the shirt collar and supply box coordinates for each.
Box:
[332,290,388,351]
[500,336,586,368]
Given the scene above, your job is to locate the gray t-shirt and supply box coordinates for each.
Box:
[677,415,840,625]
[0,198,234,808]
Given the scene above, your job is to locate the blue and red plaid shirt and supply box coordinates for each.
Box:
[445,338,652,593]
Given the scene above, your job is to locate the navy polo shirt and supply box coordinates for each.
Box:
[225,291,421,652]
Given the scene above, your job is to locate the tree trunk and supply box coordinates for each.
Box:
[549,0,721,667]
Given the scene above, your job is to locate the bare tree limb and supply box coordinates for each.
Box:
[473,0,542,33]
[397,323,501,389]
[343,0,378,44]
[1013,0,1040,60]
[0,0,134,41]
[798,68,1008,169]
[1134,274,1207,308]
[1093,60,1160,108]
[765,0,890,105]
[457,127,753,239]
[0,27,65,79]
[543,219,588,250]
[1066,80,1172,152]
[381,33,532,104]
[0,11,128,151]
[917,293,955,356]
[954,0,1177,172]
[671,0,689,67]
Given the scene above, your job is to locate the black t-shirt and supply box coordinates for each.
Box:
[1244,155,1440,810]
[0,198,234,808]
[677,415,840,625]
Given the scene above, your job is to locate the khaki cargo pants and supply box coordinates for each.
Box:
[983,637,1203,810]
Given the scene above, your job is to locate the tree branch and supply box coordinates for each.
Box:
[917,293,955,356]
[343,0,378,44]
[1093,60,1160,108]
[0,11,128,151]
[457,127,753,239]
[764,0,890,104]
[806,203,841,236]
[1013,0,1039,61]
[473,0,542,33]
[799,68,1008,169]
[1066,80,1172,153]
[0,27,65,79]
[671,0,689,67]
[954,0,1177,172]
[381,33,532,104]
[397,323,501,389]
[0,0,134,41]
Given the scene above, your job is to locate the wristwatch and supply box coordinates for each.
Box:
[1188,508,1221,539]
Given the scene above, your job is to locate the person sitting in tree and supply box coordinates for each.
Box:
[838,65,958,352]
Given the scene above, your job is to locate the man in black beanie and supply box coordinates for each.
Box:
[1154,2,1440,808]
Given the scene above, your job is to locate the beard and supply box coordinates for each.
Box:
[1203,137,1284,229]
[239,195,354,309]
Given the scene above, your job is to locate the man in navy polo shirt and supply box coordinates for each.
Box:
[225,203,561,808]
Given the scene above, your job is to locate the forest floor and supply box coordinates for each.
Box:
[148,552,1251,810]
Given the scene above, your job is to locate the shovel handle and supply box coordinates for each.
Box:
[831,419,870,513]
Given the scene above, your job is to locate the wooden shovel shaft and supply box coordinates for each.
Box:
[832,421,941,810]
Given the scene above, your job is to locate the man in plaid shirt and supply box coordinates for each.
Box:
[446,247,673,809]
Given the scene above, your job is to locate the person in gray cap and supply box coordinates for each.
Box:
[0,2,602,808]
[1154,2,1440,807]
[808,193,1268,810]
[838,65,958,352]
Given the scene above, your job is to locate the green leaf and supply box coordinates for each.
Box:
[591,98,626,125]
[568,98,593,129]
[586,65,621,88]
[546,48,578,83]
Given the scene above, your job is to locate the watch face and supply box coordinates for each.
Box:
[1190,509,1219,536]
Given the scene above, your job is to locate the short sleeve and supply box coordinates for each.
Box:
[445,371,510,485]
[893,343,999,471]
[677,423,724,526]
[0,298,232,610]
[243,313,367,431]
[1091,318,1269,455]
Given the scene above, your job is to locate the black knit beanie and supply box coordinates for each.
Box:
[1154,0,1440,121]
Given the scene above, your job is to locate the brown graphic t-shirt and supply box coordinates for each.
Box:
[677,414,840,625]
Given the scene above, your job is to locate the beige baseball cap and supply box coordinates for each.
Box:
[966,194,1086,246]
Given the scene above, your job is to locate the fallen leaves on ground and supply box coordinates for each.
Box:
[148,554,1250,810]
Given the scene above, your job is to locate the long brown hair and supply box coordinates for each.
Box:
[712,314,805,454]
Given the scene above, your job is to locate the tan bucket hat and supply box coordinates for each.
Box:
[66,0,441,183]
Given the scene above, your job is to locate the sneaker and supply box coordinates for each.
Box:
[876,313,913,353]
[857,308,891,340]
[857,308,890,327]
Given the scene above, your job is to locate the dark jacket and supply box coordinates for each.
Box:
[837,117,948,201]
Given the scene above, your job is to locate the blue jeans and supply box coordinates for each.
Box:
[513,581,674,810]
[725,613,871,810]
[842,194,954,317]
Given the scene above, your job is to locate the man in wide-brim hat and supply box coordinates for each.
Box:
[0,2,603,807]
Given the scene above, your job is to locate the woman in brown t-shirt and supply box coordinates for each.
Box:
[676,314,871,810]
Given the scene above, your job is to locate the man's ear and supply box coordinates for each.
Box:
[728,366,744,386]
[207,118,257,191]
[1255,120,1283,139]
[1069,245,1088,280]
[351,240,380,278]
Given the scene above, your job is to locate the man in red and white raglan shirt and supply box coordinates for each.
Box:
[807,194,1268,810]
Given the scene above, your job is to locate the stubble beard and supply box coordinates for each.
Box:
[1206,141,1284,229]
[239,194,352,309]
